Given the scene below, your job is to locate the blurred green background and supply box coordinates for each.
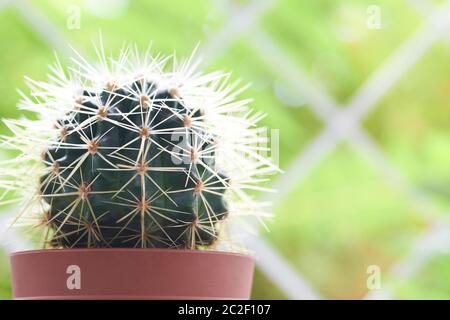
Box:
[0,0,449,299]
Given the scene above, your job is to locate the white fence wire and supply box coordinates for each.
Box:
[0,0,449,299]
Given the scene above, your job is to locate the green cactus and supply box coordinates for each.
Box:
[0,45,277,250]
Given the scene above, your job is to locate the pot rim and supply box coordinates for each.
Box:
[10,248,253,260]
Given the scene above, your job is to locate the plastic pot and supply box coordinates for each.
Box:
[10,248,254,300]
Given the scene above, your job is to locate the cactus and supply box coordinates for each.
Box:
[0,45,277,250]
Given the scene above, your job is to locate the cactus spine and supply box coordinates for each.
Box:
[0,45,277,250]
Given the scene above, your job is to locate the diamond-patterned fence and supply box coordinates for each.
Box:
[0,0,449,299]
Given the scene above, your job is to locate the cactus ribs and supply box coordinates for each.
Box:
[41,81,228,248]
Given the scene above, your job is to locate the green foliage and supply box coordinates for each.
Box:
[0,252,11,300]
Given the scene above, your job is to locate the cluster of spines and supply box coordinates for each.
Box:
[0,45,278,251]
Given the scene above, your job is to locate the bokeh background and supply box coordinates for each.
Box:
[0,0,449,299]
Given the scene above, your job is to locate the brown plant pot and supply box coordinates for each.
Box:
[10,248,254,300]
